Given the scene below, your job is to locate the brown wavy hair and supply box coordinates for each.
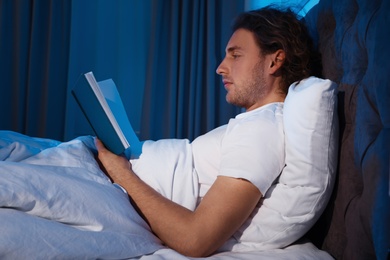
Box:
[232,6,321,94]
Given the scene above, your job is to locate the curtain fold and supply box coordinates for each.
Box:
[141,0,244,141]
[63,0,153,141]
[0,0,71,141]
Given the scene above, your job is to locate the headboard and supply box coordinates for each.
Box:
[304,0,390,259]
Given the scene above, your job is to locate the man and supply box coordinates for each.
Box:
[96,6,315,257]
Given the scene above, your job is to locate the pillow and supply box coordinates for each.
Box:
[229,76,339,251]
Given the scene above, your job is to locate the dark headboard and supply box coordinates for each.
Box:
[304,0,390,259]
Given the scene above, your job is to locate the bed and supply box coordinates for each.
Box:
[1,0,389,258]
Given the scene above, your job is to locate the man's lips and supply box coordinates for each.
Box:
[222,80,233,88]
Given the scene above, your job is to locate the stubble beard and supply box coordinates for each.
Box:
[226,62,267,109]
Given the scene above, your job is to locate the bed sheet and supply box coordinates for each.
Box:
[134,239,333,259]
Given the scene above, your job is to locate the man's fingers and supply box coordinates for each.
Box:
[95,138,105,151]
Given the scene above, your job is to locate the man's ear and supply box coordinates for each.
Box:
[268,50,286,75]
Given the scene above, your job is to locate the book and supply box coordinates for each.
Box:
[72,71,142,159]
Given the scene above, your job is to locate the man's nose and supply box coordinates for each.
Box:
[216,58,227,75]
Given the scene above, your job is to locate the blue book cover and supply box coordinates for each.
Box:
[72,72,142,159]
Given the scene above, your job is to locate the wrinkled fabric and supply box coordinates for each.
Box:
[0,131,162,259]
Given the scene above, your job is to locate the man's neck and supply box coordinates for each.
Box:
[246,80,286,111]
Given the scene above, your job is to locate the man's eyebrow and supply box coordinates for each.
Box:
[226,45,243,53]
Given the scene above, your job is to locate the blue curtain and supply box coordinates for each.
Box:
[0,0,244,142]
[141,0,243,141]
[0,0,71,141]
[63,0,154,141]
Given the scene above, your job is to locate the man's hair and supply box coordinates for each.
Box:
[232,6,320,94]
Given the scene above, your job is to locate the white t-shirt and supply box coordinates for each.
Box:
[191,102,285,200]
[132,102,286,250]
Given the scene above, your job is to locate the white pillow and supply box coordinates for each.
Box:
[230,76,339,251]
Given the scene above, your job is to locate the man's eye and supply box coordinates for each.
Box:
[232,54,240,59]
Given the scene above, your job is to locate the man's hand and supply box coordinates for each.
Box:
[94,138,132,184]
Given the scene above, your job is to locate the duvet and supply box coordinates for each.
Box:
[0,130,162,259]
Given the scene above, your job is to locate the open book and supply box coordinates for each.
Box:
[72,71,142,159]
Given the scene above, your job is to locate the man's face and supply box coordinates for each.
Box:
[216,29,272,111]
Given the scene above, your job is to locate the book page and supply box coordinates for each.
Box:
[84,72,129,149]
[98,79,142,156]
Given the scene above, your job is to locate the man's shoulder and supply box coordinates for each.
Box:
[235,102,283,124]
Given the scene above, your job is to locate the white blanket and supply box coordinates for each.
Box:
[0,131,162,259]
[131,139,199,211]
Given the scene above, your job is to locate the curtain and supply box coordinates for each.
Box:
[0,0,245,142]
[0,0,71,141]
[141,0,244,141]
[63,0,153,141]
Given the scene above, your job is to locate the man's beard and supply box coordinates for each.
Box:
[226,62,267,109]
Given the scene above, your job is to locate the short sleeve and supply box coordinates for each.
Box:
[218,104,285,195]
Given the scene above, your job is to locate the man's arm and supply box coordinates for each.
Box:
[95,139,261,257]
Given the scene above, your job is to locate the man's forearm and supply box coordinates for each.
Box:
[113,168,208,256]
